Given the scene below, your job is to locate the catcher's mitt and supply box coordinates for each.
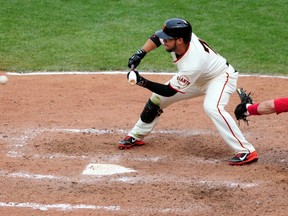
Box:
[234,88,253,124]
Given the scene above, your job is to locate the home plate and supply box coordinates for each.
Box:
[82,163,136,176]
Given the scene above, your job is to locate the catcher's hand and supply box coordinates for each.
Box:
[234,88,253,124]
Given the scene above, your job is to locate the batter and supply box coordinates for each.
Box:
[119,18,258,166]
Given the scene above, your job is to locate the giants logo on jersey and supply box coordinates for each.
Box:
[177,75,191,86]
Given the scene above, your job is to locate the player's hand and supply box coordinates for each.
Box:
[134,71,147,87]
[127,70,147,87]
[128,49,147,69]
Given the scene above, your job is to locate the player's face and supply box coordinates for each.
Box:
[163,38,178,52]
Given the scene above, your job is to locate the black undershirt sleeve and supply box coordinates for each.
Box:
[144,80,177,97]
[143,35,175,96]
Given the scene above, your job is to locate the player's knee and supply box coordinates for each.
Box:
[203,103,219,116]
[140,99,163,123]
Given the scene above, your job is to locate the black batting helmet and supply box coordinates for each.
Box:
[155,18,192,42]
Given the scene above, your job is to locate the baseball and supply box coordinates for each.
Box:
[0,75,8,85]
[128,71,137,86]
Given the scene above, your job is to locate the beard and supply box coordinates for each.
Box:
[165,41,177,52]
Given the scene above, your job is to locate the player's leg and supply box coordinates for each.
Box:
[119,87,203,149]
[118,96,162,149]
[203,72,258,165]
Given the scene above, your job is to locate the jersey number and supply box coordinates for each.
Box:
[199,39,217,54]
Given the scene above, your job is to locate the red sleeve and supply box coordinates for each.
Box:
[274,97,288,114]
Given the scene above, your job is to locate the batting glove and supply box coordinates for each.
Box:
[128,49,147,69]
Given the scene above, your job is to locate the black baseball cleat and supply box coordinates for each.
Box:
[118,136,145,150]
[229,151,258,166]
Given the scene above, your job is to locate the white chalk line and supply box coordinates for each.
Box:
[0,169,260,189]
[49,128,212,135]
[6,71,288,79]
[5,127,214,159]
[0,201,207,214]
[0,201,119,211]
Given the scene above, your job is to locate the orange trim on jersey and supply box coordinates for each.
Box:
[168,83,185,94]
[173,43,190,63]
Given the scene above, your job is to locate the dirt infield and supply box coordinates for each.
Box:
[0,72,287,216]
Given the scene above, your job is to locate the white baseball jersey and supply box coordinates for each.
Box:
[169,33,228,92]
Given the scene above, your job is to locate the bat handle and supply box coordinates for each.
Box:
[130,64,135,71]
[128,65,137,86]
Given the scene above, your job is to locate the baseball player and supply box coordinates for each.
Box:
[119,18,258,166]
[234,88,288,121]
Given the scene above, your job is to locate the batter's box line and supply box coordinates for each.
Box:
[46,128,213,135]
[0,200,207,214]
[0,201,208,214]
[0,201,120,212]
[6,127,214,158]
[0,168,262,189]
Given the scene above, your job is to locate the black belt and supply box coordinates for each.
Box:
[226,61,237,73]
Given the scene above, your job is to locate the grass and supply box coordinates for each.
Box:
[0,0,287,75]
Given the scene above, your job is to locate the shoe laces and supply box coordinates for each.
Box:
[235,153,246,158]
[125,136,132,140]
